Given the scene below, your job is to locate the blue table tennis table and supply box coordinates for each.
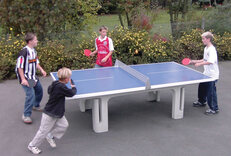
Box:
[50,60,214,133]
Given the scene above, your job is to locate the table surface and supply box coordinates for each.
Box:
[50,62,213,98]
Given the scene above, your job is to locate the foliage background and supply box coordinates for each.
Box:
[0,0,100,40]
[1,28,231,81]
[1,1,231,81]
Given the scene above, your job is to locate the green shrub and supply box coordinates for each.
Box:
[110,26,173,64]
[38,37,96,74]
[0,56,14,81]
[173,28,204,61]
[215,32,231,60]
[0,28,231,81]
[0,34,25,80]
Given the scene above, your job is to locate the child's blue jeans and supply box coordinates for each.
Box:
[197,80,219,111]
[21,80,43,117]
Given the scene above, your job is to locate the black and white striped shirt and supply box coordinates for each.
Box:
[15,46,40,83]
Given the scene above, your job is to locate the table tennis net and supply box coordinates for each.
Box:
[115,60,150,89]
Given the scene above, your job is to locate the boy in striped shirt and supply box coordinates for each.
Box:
[15,32,47,124]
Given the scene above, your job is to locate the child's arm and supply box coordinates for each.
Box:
[191,59,212,67]
[90,50,98,56]
[102,38,114,63]
[18,68,29,87]
[194,60,212,67]
[58,79,76,97]
[90,38,98,56]
[190,59,203,64]
[61,85,77,97]
[37,64,47,77]
[101,51,113,63]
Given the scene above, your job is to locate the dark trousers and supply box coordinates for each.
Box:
[198,80,219,111]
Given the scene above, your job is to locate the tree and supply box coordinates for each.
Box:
[0,0,100,40]
[116,0,151,28]
[97,0,117,14]
[167,0,190,39]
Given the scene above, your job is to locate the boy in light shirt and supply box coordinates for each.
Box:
[190,31,219,115]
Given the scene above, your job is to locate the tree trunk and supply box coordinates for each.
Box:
[169,1,177,38]
[168,0,189,39]
[125,11,132,28]
[118,13,124,28]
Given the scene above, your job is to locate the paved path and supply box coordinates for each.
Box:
[0,61,231,156]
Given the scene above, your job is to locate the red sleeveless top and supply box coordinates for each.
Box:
[96,37,112,67]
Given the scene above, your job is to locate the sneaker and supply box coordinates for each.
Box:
[193,101,206,107]
[22,115,32,124]
[32,106,43,112]
[28,146,42,154]
[204,109,219,115]
[46,136,56,148]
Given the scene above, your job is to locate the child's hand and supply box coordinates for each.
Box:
[21,79,29,87]
[195,63,201,67]
[70,84,76,88]
[90,52,95,56]
[70,79,75,85]
[70,79,76,88]
[41,70,47,77]
[90,50,97,56]
[190,60,195,64]
[101,57,107,63]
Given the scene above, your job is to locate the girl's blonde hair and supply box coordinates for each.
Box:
[57,67,72,80]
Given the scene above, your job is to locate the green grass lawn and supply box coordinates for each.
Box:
[150,9,171,37]
[93,9,172,37]
[92,8,214,37]
[92,14,127,32]
[0,7,215,38]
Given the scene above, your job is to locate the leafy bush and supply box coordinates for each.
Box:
[173,29,204,60]
[0,34,25,80]
[215,32,231,60]
[110,26,173,64]
[0,28,231,81]
[0,0,100,40]
[38,37,96,73]
[0,56,14,81]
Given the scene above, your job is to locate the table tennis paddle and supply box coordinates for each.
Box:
[71,79,75,85]
[28,79,36,88]
[84,49,91,57]
[182,58,191,65]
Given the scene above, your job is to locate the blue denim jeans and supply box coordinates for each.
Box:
[21,80,43,117]
[197,80,219,111]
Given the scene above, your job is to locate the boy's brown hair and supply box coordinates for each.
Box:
[25,32,36,43]
[99,25,108,32]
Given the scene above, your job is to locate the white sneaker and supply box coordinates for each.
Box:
[46,136,56,148]
[28,146,42,154]
[22,115,32,124]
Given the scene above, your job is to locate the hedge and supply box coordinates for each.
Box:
[0,28,231,81]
